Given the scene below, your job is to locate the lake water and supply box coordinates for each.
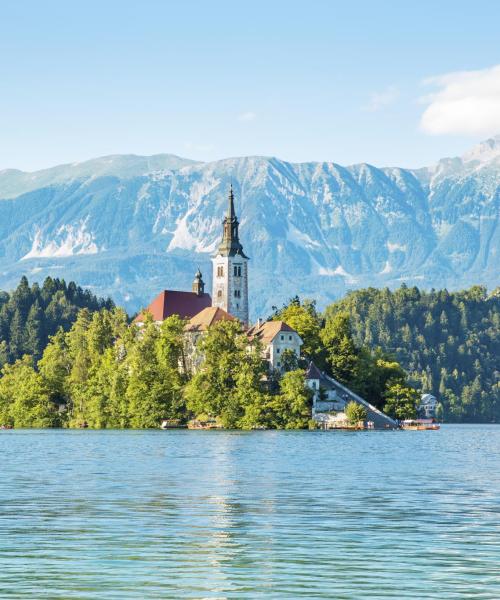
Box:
[0,426,499,599]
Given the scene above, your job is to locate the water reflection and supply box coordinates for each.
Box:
[0,427,499,598]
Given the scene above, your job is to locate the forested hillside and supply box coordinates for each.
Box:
[324,285,500,422]
[0,276,114,366]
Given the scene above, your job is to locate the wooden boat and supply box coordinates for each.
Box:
[187,419,222,430]
[401,419,440,430]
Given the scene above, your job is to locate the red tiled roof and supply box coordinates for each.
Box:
[247,320,299,345]
[185,306,235,332]
[135,290,212,322]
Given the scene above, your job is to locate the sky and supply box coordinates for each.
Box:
[1,0,499,171]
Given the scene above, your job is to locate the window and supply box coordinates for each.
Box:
[234,289,241,298]
[277,361,281,367]
[217,266,224,277]
[280,335,284,341]
[217,290,222,298]
[276,348,280,354]
[233,265,242,277]
[289,335,292,341]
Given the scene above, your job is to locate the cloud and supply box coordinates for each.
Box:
[363,85,399,112]
[420,64,500,135]
[237,111,257,122]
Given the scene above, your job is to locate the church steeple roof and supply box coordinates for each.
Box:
[217,184,248,258]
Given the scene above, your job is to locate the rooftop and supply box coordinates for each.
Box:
[185,306,235,332]
[247,320,299,345]
[135,290,212,323]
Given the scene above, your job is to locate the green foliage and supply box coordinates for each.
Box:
[0,356,59,427]
[184,320,267,428]
[271,369,312,429]
[324,285,500,422]
[321,312,359,384]
[383,384,418,420]
[272,297,324,365]
[0,276,113,369]
[345,401,367,425]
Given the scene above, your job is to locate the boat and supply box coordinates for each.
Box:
[401,419,440,430]
[0,424,13,430]
[187,418,223,430]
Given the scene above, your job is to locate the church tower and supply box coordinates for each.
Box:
[192,268,205,296]
[211,185,249,324]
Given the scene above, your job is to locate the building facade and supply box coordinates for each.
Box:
[247,320,302,372]
[419,393,438,418]
[211,185,249,325]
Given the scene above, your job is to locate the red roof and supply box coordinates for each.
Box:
[246,320,299,344]
[185,307,235,332]
[135,290,212,322]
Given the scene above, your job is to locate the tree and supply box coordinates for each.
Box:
[272,298,324,365]
[280,348,299,372]
[0,356,58,427]
[383,383,418,420]
[345,401,367,426]
[268,369,312,429]
[321,312,359,383]
[184,320,266,428]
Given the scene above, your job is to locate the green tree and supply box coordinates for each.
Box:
[272,298,324,364]
[321,312,359,383]
[265,369,312,429]
[184,320,266,428]
[345,401,367,426]
[0,356,58,427]
[383,383,418,420]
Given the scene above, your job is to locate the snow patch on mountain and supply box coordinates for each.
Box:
[167,212,218,253]
[387,242,407,253]
[286,224,321,249]
[21,220,100,260]
[318,265,358,284]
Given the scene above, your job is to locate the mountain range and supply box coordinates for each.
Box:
[0,137,498,319]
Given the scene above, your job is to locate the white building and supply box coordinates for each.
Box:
[305,361,347,414]
[211,185,249,325]
[419,393,438,418]
[247,320,302,371]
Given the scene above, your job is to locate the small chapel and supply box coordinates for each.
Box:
[136,185,302,371]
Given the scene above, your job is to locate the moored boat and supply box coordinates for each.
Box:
[187,418,222,430]
[401,419,440,430]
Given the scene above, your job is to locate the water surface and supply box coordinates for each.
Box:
[0,426,499,598]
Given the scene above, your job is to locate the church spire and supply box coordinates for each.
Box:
[227,183,236,221]
[218,184,248,258]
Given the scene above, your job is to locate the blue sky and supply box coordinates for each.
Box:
[1,0,499,171]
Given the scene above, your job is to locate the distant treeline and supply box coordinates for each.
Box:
[0,276,114,366]
[324,285,500,423]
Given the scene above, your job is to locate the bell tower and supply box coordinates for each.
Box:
[211,185,249,324]
[192,268,205,296]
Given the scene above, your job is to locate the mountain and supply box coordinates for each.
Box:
[0,138,498,319]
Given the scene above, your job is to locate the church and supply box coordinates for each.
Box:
[136,185,249,325]
[135,186,302,371]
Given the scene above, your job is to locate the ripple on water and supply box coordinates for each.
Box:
[0,426,499,598]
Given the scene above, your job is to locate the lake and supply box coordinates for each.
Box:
[0,426,499,598]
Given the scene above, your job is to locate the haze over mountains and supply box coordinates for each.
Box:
[0,137,498,318]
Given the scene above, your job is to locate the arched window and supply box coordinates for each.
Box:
[217,266,224,277]
[217,289,222,298]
